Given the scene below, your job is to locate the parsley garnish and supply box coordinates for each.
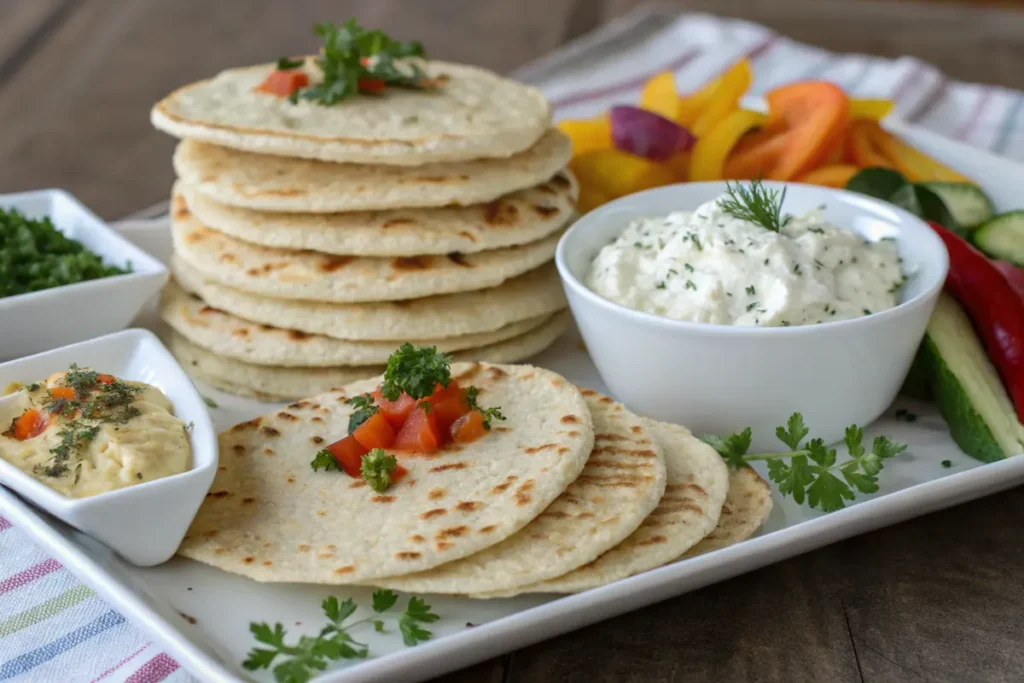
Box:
[345,393,378,433]
[746,285,756,296]
[381,344,452,400]
[360,449,398,493]
[703,413,907,512]
[243,592,438,682]
[720,179,791,233]
[202,395,218,408]
[941,460,953,469]
[310,450,341,472]
[464,386,505,430]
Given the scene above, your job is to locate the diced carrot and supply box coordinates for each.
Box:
[451,411,487,444]
[326,435,368,478]
[12,409,48,441]
[393,405,443,453]
[255,70,310,97]
[371,389,417,428]
[96,374,116,385]
[352,412,396,450]
[358,77,387,94]
[49,387,75,401]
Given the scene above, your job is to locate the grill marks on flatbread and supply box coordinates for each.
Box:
[170,200,563,303]
[177,364,595,582]
[365,390,666,594]
[679,467,773,559]
[176,172,576,257]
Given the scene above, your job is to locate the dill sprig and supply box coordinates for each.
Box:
[720,179,791,233]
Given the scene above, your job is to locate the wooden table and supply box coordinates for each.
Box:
[4,1,1024,681]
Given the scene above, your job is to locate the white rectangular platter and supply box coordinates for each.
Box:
[3,117,1024,683]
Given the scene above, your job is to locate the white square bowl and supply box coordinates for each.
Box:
[0,328,217,565]
[0,190,169,360]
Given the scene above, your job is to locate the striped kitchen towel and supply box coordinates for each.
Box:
[3,7,1024,682]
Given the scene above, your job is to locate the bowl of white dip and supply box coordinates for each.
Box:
[556,181,948,448]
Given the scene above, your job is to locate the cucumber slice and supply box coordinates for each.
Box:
[920,182,995,230]
[973,211,1024,266]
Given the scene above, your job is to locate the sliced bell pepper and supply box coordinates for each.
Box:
[850,98,894,121]
[451,411,487,444]
[639,72,681,120]
[371,389,417,428]
[393,404,443,453]
[49,386,75,401]
[848,120,895,169]
[870,126,971,182]
[557,115,612,157]
[796,164,859,188]
[690,60,752,137]
[11,409,47,441]
[255,70,310,97]
[326,435,368,478]
[689,109,767,181]
[570,149,676,200]
[723,130,789,179]
[763,82,850,180]
[676,63,748,128]
[352,412,396,450]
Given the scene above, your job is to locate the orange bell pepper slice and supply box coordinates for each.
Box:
[850,99,894,122]
[352,412,396,451]
[451,411,488,444]
[869,126,971,182]
[639,72,681,120]
[557,115,612,157]
[255,70,309,97]
[570,149,676,200]
[11,409,48,441]
[690,109,767,181]
[326,435,368,478]
[690,61,752,138]
[796,164,859,188]
[848,121,894,169]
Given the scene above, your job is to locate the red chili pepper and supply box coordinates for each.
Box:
[928,220,1024,422]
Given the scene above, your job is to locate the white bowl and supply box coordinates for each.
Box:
[0,190,169,360]
[0,328,217,566]
[557,181,949,449]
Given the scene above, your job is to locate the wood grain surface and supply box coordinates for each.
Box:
[2,1,1024,681]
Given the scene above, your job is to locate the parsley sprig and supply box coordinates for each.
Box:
[310,450,340,472]
[381,344,452,400]
[345,393,378,433]
[719,179,791,233]
[243,591,438,683]
[704,413,907,512]
[279,19,432,106]
[465,386,505,430]
[360,448,398,493]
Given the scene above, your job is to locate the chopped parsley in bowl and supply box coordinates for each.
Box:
[0,208,131,298]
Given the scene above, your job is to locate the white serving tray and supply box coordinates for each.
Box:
[4,118,1024,683]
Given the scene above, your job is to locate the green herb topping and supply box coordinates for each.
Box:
[381,343,452,400]
[720,179,791,233]
[345,393,378,433]
[464,386,505,430]
[360,448,398,493]
[310,450,341,472]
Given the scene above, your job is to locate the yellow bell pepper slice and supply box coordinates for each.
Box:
[570,149,677,199]
[870,126,971,182]
[677,73,727,128]
[850,98,894,122]
[689,109,768,181]
[639,72,681,120]
[557,115,612,157]
[690,60,753,137]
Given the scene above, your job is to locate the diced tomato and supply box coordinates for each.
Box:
[371,389,417,428]
[358,77,387,94]
[352,412,396,450]
[393,404,442,453]
[326,435,368,478]
[391,462,409,485]
[422,381,466,432]
[49,386,75,401]
[96,374,116,385]
[451,411,487,444]
[255,70,310,97]
[12,409,47,441]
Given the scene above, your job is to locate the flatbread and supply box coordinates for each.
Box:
[480,420,728,595]
[159,280,551,367]
[678,467,773,558]
[152,60,551,165]
[177,172,576,256]
[171,202,562,303]
[172,129,571,213]
[364,390,667,594]
[177,363,595,583]
[170,255,566,342]
[166,312,571,402]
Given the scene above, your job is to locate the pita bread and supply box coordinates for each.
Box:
[177,363,594,583]
[166,312,571,401]
[171,202,562,303]
[170,256,566,342]
[679,467,773,558]
[480,420,728,595]
[365,390,667,594]
[159,280,551,367]
[152,60,551,165]
[177,172,576,257]
[172,129,571,213]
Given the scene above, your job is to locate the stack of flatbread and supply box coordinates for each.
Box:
[150,60,575,400]
[178,363,774,597]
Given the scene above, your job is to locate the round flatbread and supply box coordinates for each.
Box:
[159,281,552,367]
[177,363,595,583]
[172,129,571,213]
[166,312,571,402]
[480,420,728,596]
[177,172,576,256]
[365,389,667,595]
[678,467,773,559]
[152,60,551,165]
[170,255,566,342]
[171,203,562,303]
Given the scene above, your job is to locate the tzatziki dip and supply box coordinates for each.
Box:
[585,190,904,327]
